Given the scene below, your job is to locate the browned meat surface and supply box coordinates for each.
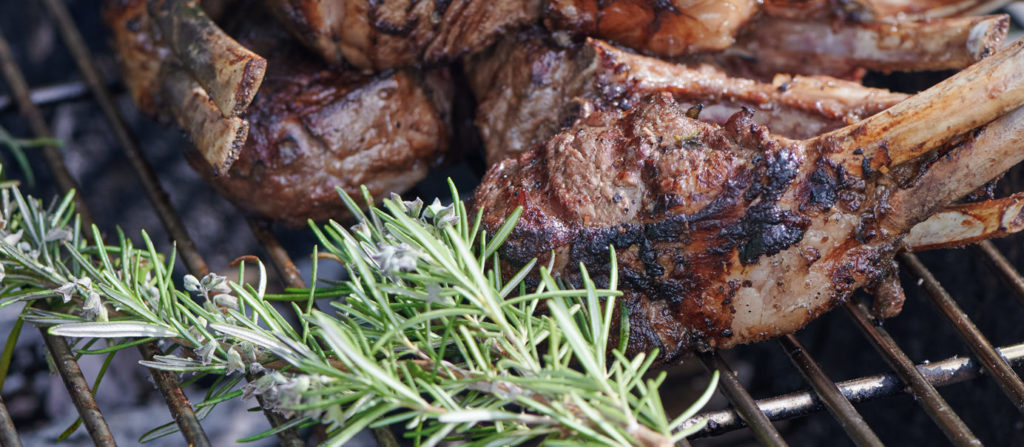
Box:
[191,25,453,226]
[544,0,759,57]
[472,38,1024,359]
[266,0,542,71]
[105,1,453,225]
[468,33,907,165]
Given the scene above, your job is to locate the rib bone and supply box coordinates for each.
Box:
[469,35,908,165]
[822,37,1024,175]
[106,0,245,172]
[723,15,1008,79]
[907,193,1024,251]
[764,0,1011,21]
[161,63,247,175]
[148,0,266,117]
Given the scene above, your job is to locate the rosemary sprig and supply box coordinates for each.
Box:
[0,176,717,446]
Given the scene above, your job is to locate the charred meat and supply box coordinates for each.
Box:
[473,38,1024,359]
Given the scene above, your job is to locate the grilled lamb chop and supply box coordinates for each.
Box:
[267,0,1006,79]
[468,33,908,165]
[265,0,543,71]
[105,0,453,225]
[472,38,1024,359]
[545,1,1008,79]
[190,16,454,226]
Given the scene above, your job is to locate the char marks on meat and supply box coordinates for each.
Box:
[473,38,1024,359]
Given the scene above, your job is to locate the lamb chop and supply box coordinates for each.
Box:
[105,0,453,225]
[472,37,1024,360]
[266,0,1007,81]
[545,0,1009,79]
[468,32,909,165]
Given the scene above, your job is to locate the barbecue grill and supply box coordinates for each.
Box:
[1,1,1023,446]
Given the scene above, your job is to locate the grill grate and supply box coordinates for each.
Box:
[0,2,1023,446]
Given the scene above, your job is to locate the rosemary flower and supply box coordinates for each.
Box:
[54,277,92,303]
[196,340,218,366]
[81,291,107,322]
[226,346,245,375]
[423,197,458,227]
[390,192,424,218]
[369,242,420,274]
[213,293,239,310]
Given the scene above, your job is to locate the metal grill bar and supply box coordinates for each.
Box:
[0,80,98,113]
[42,328,117,446]
[692,342,1024,436]
[777,334,883,447]
[698,352,789,447]
[899,252,1024,413]
[0,395,22,447]
[248,218,306,290]
[844,300,981,446]
[137,342,210,446]
[0,24,93,228]
[975,240,1024,306]
[0,25,121,447]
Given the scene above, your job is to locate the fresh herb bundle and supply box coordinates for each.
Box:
[0,175,716,446]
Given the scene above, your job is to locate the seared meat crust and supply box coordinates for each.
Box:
[190,65,453,226]
[267,0,543,71]
[475,96,862,358]
[545,0,760,57]
[193,12,454,226]
[473,53,1024,358]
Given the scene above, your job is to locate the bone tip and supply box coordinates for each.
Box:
[967,15,1010,60]
[208,118,248,177]
[231,57,267,116]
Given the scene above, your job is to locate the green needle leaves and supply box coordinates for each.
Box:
[0,177,716,446]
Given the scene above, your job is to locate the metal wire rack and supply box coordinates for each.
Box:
[0,1,1023,446]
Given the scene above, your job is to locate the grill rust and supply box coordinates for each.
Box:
[0,3,1022,446]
